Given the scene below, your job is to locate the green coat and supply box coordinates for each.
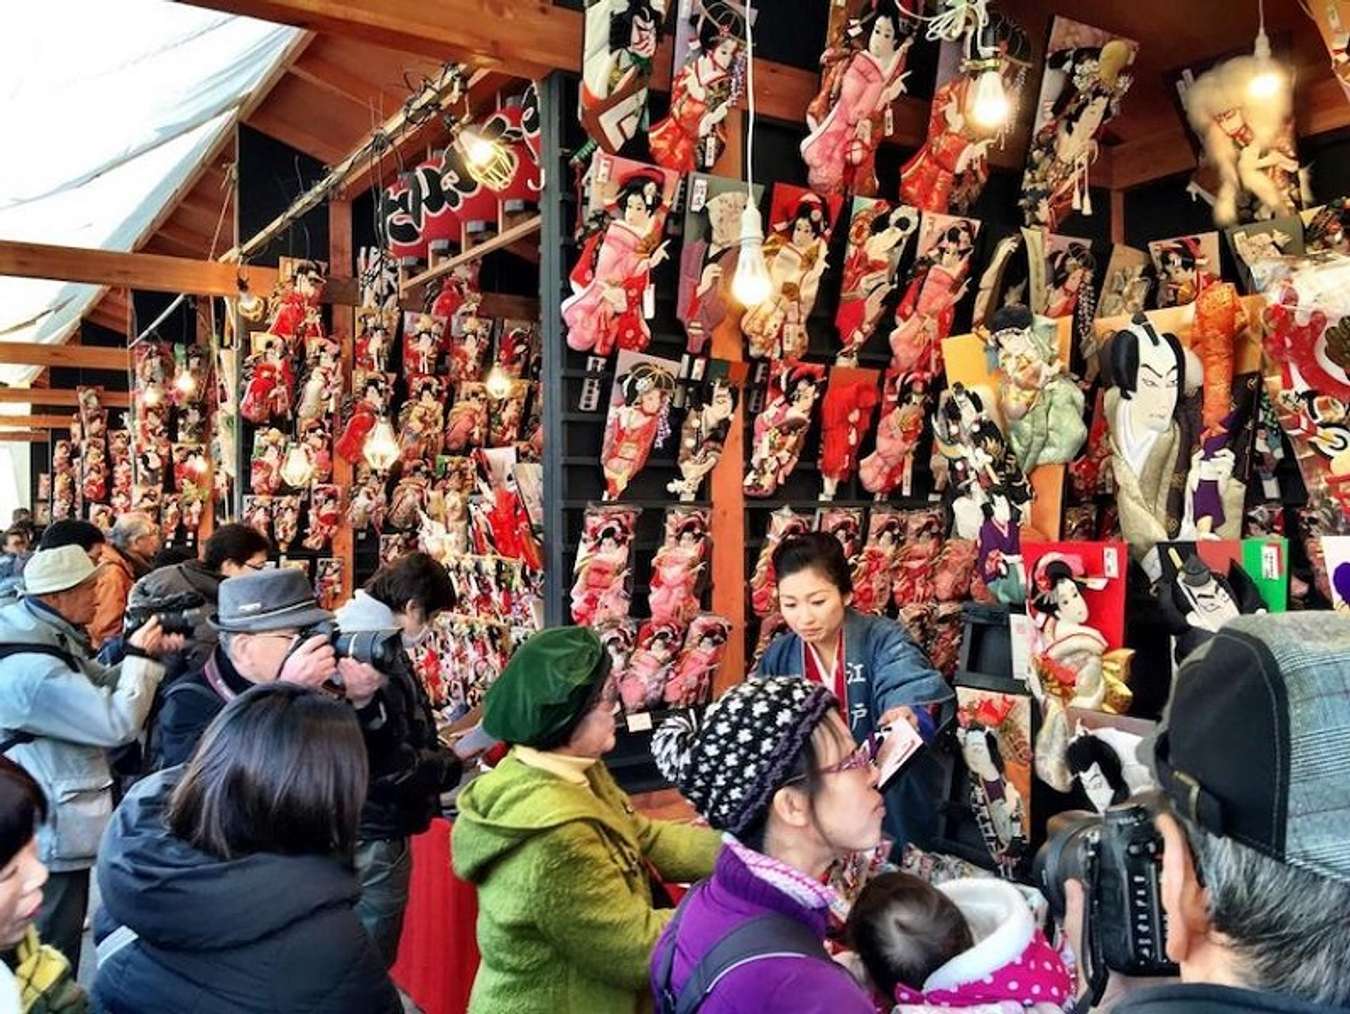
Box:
[452,751,721,1014]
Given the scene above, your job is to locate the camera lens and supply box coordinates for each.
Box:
[1032,809,1101,919]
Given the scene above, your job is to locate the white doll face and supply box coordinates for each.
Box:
[1190,577,1239,621]
[639,387,665,413]
[623,192,650,228]
[868,15,898,59]
[711,36,740,69]
[992,494,1011,524]
[961,730,999,780]
[1129,336,1179,432]
[791,217,817,248]
[1080,762,1115,812]
[709,383,735,420]
[1053,578,1090,625]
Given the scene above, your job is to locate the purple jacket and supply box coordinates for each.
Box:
[650,846,876,1013]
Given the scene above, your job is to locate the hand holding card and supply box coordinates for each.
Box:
[875,719,925,789]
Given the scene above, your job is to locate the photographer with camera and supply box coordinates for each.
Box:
[151,569,382,770]
[1041,613,1350,1014]
[0,544,184,968]
[333,553,466,967]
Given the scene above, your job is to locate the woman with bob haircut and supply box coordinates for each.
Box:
[91,683,400,1014]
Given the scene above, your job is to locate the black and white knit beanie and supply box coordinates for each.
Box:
[652,677,837,836]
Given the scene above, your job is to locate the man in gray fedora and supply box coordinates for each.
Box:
[151,568,382,770]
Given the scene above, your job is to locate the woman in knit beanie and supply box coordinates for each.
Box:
[648,676,882,1012]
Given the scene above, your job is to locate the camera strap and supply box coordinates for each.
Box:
[1068,842,1110,1014]
[0,643,83,754]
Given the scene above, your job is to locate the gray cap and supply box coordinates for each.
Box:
[209,569,333,633]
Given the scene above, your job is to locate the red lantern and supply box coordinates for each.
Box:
[496,92,542,211]
[382,159,463,262]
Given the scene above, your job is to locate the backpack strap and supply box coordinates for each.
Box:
[657,885,846,1014]
[0,643,84,755]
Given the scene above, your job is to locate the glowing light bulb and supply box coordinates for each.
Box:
[142,386,163,408]
[1248,65,1284,99]
[731,202,772,308]
[970,68,1010,129]
[485,365,513,399]
[459,127,497,168]
[174,372,196,396]
[362,417,400,472]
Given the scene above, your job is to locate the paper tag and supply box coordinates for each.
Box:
[1103,546,1119,580]
[594,153,612,185]
[875,719,924,788]
[1262,473,1280,499]
[1008,613,1034,686]
[1262,543,1282,581]
[704,133,719,169]
[643,282,656,319]
[690,176,709,213]
[627,711,653,733]
[884,105,894,136]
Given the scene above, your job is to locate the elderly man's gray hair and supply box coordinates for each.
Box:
[109,512,156,552]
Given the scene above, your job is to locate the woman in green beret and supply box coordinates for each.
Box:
[452,626,722,1014]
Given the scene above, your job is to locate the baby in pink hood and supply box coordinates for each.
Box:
[846,873,1073,1013]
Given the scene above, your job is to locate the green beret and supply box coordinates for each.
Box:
[483,627,610,747]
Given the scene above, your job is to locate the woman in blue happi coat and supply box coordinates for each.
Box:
[757,532,953,851]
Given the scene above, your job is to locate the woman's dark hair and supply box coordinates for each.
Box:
[859,0,905,44]
[151,546,195,570]
[694,2,742,52]
[0,758,46,869]
[847,872,974,996]
[610,0,658,50]
[1049,242,1095,287]
[737,708,852,852]
[772,531,853,596]
[1034,559,1082,617]
[788,197,828,239]
[366,551,455,616]
[202,523,271,572]
[614,173,665,218]
[37,519,105,552]
[168,684,367,860]
[1065,735,1130,805]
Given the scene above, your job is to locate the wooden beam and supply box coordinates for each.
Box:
[0,415,79,430]
[289,53,402,114]
[0,432,51,444]
[0,389,131,409]
[1109,129,1197,190]
[0,343,128,371]
[0,240,279,299]
[247,104,350,164]
[401,215,542,293]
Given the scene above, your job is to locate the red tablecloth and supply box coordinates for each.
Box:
[391,818,480,1014]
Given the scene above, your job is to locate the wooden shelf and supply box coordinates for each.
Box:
[400,215,542,294]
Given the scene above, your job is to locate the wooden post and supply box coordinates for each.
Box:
[329,199,356,601]
[1110,189,1126,246]
[709,110,747,695]
[195,299,215,544]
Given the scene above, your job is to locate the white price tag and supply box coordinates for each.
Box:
[690,176,709,213]
[1262,474,1280,499]
[594,153,612,185]
[1262,543,1282,581]
[884,105,894,136]
[1103,547,1119,580]
[1008,613,1034,686]
[643,282,656,320]
[627,711,653,733]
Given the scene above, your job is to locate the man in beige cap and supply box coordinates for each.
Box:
[0,543,182,968]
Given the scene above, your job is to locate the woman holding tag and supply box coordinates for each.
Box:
[757,532,953,851]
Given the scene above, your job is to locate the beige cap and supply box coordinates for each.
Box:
[22,545,97,596]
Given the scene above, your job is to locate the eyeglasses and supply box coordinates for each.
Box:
[787,734,879,783]
[243,560,267,572]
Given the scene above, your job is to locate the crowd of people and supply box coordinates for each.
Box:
[0,511,1341,1014]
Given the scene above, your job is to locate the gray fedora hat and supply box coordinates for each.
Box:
[209,569,333,633]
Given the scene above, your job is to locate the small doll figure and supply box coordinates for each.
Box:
[336,374,392,464]
[81,443,108,504]
[648,509,710,628]
[818,372,880,500]
[445,382,490,452]
[487,380,529,448]
[570,505,640,627]
[379,533,416,567]
[596,618,639,679]
[403,313,448,376]
[315,558,344,611]
[108,429,131,465]
[179,403,208,445]
[88,503,114,533]
[267,260,326,352]
[860,371,926,498]
[354,308,396,373]
[1043,240,1096,319]
[52,473,76,521]
[303,484,342,552]
[496,322,538,380]
[347,467,388,535]
[668,375,738,501]
[800,0,913,197]
[250,428,287,496]
[817,506,864,564]
[300,420,333,484]
[748,506,812,617]
[663,614,731,709]
[933,382,1031,541]
[984,304,1087,473]
[77,387,107,440]
[617,621,683,713]
[388,461,432,531]
[1158,549,1266,663]
[181,493,205,536]
[601,358,676,500]
[241,495,273,540]
[134,343,172,389]
[954,696,1030,874]
[137,441,168,491]
[447,300,490,384]
[1191,282,1248,437]
[650,2,745,174]
[159,495,183,543]
[850,509,904,615]
[893,508,943,611]
[741,190,839,360]
[398,375,447,462]
[563,167,673,356]
[678,186,752,356]
[890,216,978,379]
[1186,424,1239,537]
[172,344,210,409]
[297,338,342,424]
[272,496,302,552]
[744,361,826,497]
[240,337,295,424]
[111,460,133,510]
[834,200,918,364]
[578,0,669,153]
[1149,235,1218,309]
[976,484,1030,605]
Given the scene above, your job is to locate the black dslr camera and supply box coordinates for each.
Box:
[1033,796,1178,1002]
[123,592,208,638]
[329,628,404,671]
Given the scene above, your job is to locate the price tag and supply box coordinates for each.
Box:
[1008,613,1034,686]
[690,176,709,213]
[1262,474,1280,499]
[704,133,719,170]
[1103,546,1119,580]
[884,105,894,136]
[627,711,653,733]
[594,153,612,185]
[643,282,656,319]
[1262,543,1282,581]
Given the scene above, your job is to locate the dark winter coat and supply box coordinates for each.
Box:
[91,769,400,1014]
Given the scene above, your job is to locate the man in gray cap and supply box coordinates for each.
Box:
[0,544,185,967]
[1074,612,1350,1014]
[151,567,382,770]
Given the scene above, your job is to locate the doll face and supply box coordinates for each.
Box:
[1052,578,1090,625]
[778,566,850,648]
[711,36,740,69]
[639,387,665,413]
[623,192,652,228]
[789,379,818,411]
[960,729,1000,780]
[1164,253,1195,288]
[1189,576,1238,620]
[791,217,816,248]
[709,383,735,420]
[867,15,899,59]
[1128,337,1180,433]
[991,493,1011,524]
[1079,762,1116,813]
[706,192,747,245]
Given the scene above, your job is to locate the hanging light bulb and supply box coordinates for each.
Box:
[457,123,517,190]
[485,364,513,399]
[1248,0,1287,101]
[173,371,196,396]
[142,386,163,408]
[236,275,265,323]
[731,202,772,308]
[362,417,400,472]
[458,126,497,168]
[280,443,315,488]
[969,66,1010,129]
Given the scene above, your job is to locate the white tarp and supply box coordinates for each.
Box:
[0,2,300,384]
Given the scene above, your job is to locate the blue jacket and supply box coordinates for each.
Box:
[757,609,954,849]
[93,770,401,1014]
